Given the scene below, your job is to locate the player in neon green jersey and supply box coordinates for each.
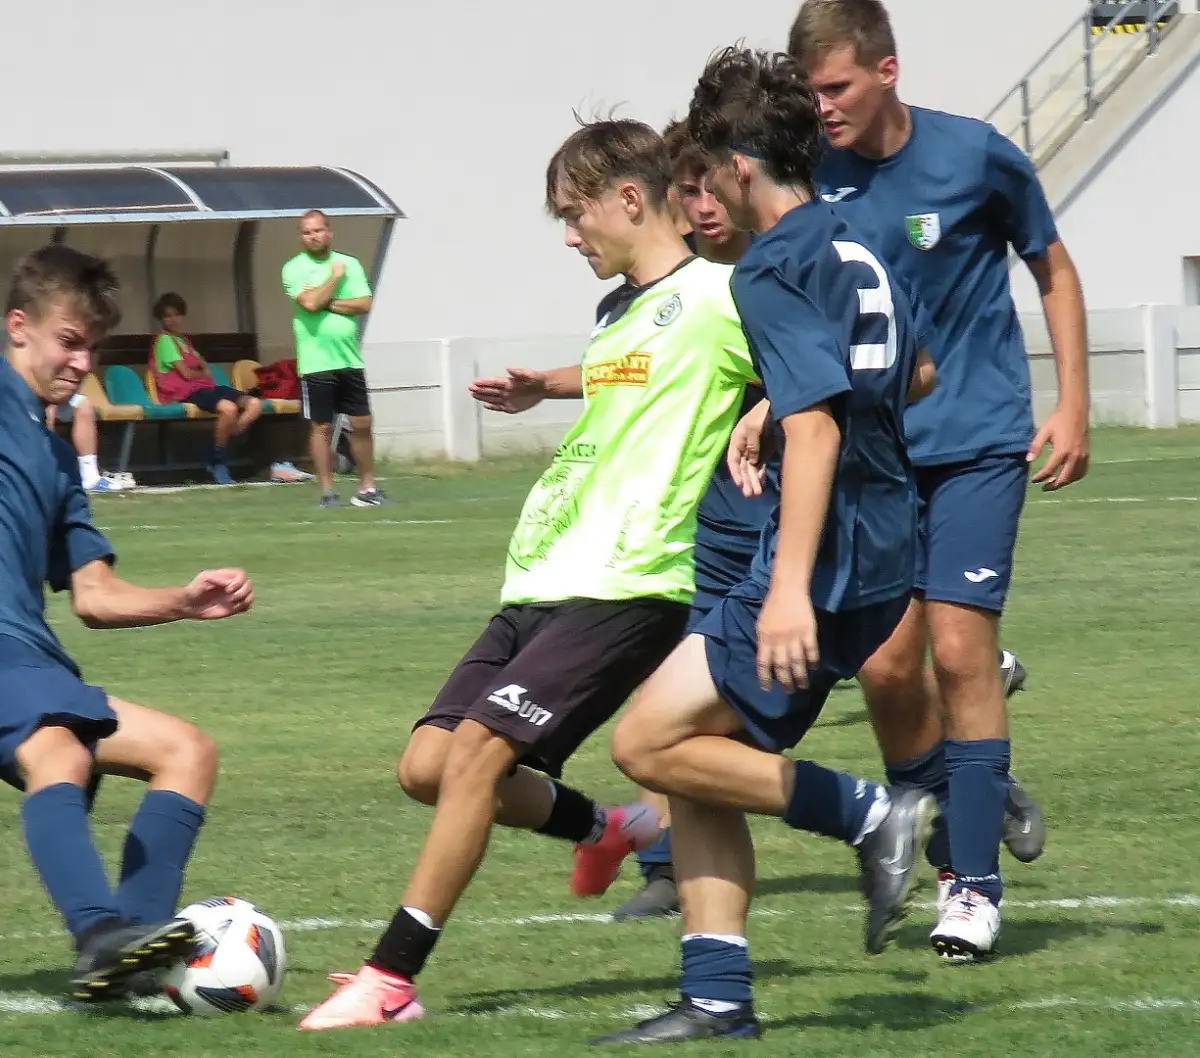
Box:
[300,117,764,1032]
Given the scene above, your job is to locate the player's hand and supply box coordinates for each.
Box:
[728,399,771,497]
[755,587,818,691]
[330,261,346,280]
[182,568,254,620]
[467,367,549,414]
[1028,402,1090,491]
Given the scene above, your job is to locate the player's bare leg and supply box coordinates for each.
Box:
[592,637,932,1044]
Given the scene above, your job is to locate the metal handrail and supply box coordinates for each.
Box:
[987,0,1181,163]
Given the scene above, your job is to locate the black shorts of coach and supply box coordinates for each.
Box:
[301,367,371,423]
[415,598,689,777]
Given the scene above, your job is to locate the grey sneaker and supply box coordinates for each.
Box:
[856,788,937,955]
[69,918,196,1003]
[612,870,680,922]
[319,491,340,509]
[350,487,387,507]
[999,650,1027,697]
[1003,779,1046,862]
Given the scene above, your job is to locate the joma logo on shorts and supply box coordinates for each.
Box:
[487,684,553,727]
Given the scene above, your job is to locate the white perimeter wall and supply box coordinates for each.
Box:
[374,305,1200,459]
[3,0,1083,349]
[1009,44,1200,313]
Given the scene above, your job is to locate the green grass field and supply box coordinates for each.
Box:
[2,426,1200,1057]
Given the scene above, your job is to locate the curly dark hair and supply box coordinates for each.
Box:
[687,47,824,191]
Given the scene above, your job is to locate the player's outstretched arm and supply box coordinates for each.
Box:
[1026,240,1090,491]
[907,347,937,403]
[467,365,583,413]
[69,560,254,629]
[754,404,840,693]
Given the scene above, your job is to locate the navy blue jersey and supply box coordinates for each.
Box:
[733,201,918,612]
[0,359,114,672]
[817,107,1058,465]
[695,384,775,540]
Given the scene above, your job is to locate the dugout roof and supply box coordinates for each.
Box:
[0,161,402,353]
[0,165,401,224]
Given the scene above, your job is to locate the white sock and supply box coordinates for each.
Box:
[691,998,741,1015]
[78,455,100,488]
[402,906,441,932]
[852,787,892,846]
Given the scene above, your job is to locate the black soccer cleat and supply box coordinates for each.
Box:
[612,869,680,922]
[856,787,938,955]
[69,917,196,1003]
[1003,779,1046,862]
[589,998,761,1045]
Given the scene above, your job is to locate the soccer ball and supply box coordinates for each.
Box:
[164,897,287,1015]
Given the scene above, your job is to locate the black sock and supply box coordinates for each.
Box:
[533,780,606,843]
[368,907,440,980]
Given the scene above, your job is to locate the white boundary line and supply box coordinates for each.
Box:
[2,991,1200,1020]
[0,892,1194,948]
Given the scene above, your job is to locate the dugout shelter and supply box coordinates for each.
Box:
[0,150,402,477]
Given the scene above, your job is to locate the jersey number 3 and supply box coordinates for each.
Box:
[832,240,897,371]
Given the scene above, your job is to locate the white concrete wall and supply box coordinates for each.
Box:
[1009,41,1200,314]
[366,305,1200,460]
[2,0,1084,352]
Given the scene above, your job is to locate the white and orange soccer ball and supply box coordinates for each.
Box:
[164,897,287,1015]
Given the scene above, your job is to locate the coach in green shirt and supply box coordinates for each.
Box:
[281,209,385,508]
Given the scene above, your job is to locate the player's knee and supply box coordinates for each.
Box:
[243,396,263,418]
[610,715,658,789]
[859,636,924,696]
[929,616,998,694]
[167,725,219,793]
[396,744,441,806]
[310,421,332,438]
[216,400,239,420]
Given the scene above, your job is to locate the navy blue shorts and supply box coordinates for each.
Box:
[188,386,248,414]
[915,454,1028,613]
[697,583,910,752]
[687,528,760,634]
[0,638,115,792]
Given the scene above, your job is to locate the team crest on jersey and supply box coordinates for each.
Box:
[905,213,941,250]
[584,352,651,396]
[653,294,682,327]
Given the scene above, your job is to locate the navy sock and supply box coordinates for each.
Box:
[886,743,950,870]
[944,738,1010,904]
[680,935,751,1005]
[116,790,206,923]
[21,783,120,939]
[637,828,674,877]
[783,760,881,845]
[212,444,228,466]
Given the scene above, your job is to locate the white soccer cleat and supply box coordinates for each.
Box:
[930,888,1000,962]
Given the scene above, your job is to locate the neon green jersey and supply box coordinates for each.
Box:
[280,250,371,375]
[501,257,758,607]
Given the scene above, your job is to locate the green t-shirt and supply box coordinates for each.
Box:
[280,250,372,375]
[152,333,187,372]
[501,257,758,607]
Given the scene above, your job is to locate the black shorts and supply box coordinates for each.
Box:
[188,386,249,414]
[415,598,689,776]
[301,368,370,423]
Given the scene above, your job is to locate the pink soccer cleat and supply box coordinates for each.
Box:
[298,964,425,1031]
[571,802,660,898]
